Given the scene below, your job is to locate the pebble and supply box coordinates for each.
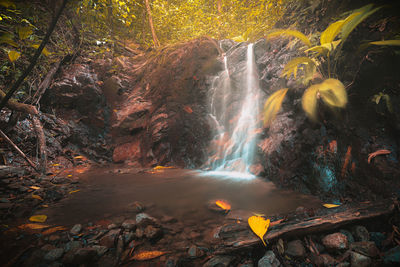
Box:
[203,255,234,267]
[92,245,108,257]
[144,225,162,240]
[351,251,371,267]
[99,229,120,248]
[65,241,82,252]
[350,241,379,257]
[340,229,355,243]
[107,223,118,230]
[353,226,370,242]
[312,253,337,266]
[286,239,305,257]
[136,213,157,225]
[188,245,204,258]
[258,250,281,267]
[322,233,348,251]
[121,219,136,230]
[44,248,64,262]
[123,231,134,245]
[135,228,144,238]
[70,224,82,235]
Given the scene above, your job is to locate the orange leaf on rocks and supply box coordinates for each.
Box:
[30,186,40,190]
[29,215,47,223]
[31,194,43,201]
[248,216,270,246]
[215,200,231,211]
[130,251,167,261]
[69,189,80,194]
[18,224,50,230]
[323,203,341,208]
[368,149,391,164]
[42,226,67,235]
[183,106,193,113]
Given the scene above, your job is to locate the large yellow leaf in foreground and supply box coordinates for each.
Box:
[248,216,270,246]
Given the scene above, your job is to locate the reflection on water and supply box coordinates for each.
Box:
[45,168,320,226]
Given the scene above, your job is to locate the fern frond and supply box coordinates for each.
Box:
[266,29,312,47]
[281,57,316,79]
[263,88,288,127]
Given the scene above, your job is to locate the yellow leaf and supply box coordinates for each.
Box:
[8,50,20,62]
[18,223,50,230]
[319,78,347,108]
[369,40,400,46]
[73,155,85,159]
[69,189,80,194]
[130,251,167,261]
[42,226,67,235]
[17,26,33,40]
[263,88,288,127]
[305,40,341,55]
[30,44,51,56]
[301,84,320,121]
[281,57,315,79]
[320,20,345,45]
[31,194,43,201]
[52,164,60,167]
[267,29,312,47]
[29,215,47,223]
[248,216,270,246]
[0,33,18,47]
[153,166,174,170]
[30,186,40,190]
[215,200,231,211]
[323,203,341,208]
[0,0,16,8]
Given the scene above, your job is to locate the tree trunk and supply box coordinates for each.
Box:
[145,0,160,48]
[30,115,47,174]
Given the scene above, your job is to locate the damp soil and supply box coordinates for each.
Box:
[42,168,321,227]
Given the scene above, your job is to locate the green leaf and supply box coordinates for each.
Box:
[266,29,312,47]
[17,26,33,40]
[319,78,348,108]
[320,20,345,45]
[281,57,316,79]
[341,4,382,44]
[302,84,320,121]
[8,50,20,62]
[369,40,400,46]
[263,88,288,127]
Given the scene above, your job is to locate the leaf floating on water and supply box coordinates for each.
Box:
[130,251,167,261]
[248,216,270,246]
[42,226,67,235]
[31,194,43,201]
[215,200,231,211]
[69,189,80,194]
[19,223,50,230]
[323,203,341,208]
[29,215,47,223]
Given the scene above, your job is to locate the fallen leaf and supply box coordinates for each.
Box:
[323,203,341,208]
[30,186,40,190]
[74,155,85,160]
[153,166,175,170]
[18,224,50,230]
[29,215,47,223]
[368,149,391,164]
[31,194,43,201]
[69,189,80,194]
[130,251,167,261]
[215,200,231,211]
[52,164,60,167]
[42,226,67,235]
[67,174,72,177]
[42,204,49,208]
[248,216,270,246]
[183,106,193,113]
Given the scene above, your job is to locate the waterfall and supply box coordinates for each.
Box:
[204,43,261,179]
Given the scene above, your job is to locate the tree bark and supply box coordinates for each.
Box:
[145,0,160,48]
[0,129,37,171]
[30,115,47,174]
[0,0,68,114]
[0,89,38,115]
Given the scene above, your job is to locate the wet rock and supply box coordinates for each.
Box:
[351,251,371,267]
[220,39,237,52]
[135,228,144,239]
[144,225,163,240]
[51,177,71,184]
[122,219,136,230]
[188,245,204,258]
[249,163,264,176]
[123,231,134,245]
[350,241,379,258]
[322,233,348,251]
[136,213,157,226]
[353,226,370,242]
[116,235,124,259]
[383,246,400,265]
[48,235,61,243]
[370,232,385,249]
[70,224,82,235]
[99,229,120,248]
[64,248,97,265]
[258,250,281,267]
[203,255,234,267]
[92,245,108,257]
[238,261,254,267]
[311,253,337,266]
[44,248,64,262]
[286,239,306,257]
[161,215,177,224]
[340,229,355,243]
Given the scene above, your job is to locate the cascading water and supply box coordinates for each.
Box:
[204,43,261,179]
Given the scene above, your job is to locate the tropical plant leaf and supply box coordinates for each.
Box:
[29,215,47,223]
[0,33,18,47]
[17,25,33,40]
[130,251,167,261]
[301,84,320,121]
[7,50,20,62]
[305,40,341,55]
[248,215,270,246]
[321,20,346,45]
[319,78,347,108]
[263,88,288,127]
[281,57,315,79]
[302,62,317,85]
[341,4,382,44]
[266,29,312,47]
[369,40,400,46]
